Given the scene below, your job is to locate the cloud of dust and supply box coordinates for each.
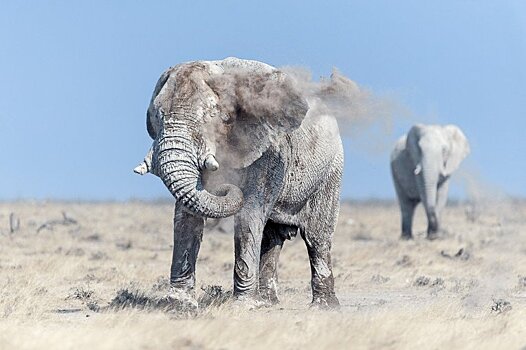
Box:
[455,165,520,224]
[204,67,311,170]
[197,64,407,190]
[205,64,407,158]
[454,165,523,314]
[206,68,308,132]
[282,66,407,154]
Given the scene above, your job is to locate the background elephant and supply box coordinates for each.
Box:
[390,124,470,240]
[135,57,343,308]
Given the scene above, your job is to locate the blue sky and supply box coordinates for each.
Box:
[1,1,525,200]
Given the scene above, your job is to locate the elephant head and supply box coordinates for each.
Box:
[406,124,470,229]
[135,58,308,219]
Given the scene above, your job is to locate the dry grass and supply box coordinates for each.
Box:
[0,200,525,349]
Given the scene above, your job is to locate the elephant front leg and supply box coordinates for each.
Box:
[233,212,265,305]
[167,202,204,309]
[415,174,440,240]
[393,177,418,239]
[426,207,439,240]
[425,179,451,239]
[436,179,450,220]
[398,196,418,240]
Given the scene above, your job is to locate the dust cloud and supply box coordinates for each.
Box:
[284,68,396,132]
[456,166,520,224]
[450,165,522,314]
[206,64,407,157]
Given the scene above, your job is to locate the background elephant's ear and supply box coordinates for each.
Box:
[208,70,308,168]
[443,124,470,175]
[405,124,423,165]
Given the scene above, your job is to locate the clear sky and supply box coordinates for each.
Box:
[1,1,525,200]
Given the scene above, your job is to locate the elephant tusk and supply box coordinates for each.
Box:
[414,164,422,175]
[134,145,154,175]
[204,154,219,171]
[133,162,149,175]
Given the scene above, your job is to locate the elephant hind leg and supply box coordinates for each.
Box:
[301,171,341,309]
[259,222,296,304]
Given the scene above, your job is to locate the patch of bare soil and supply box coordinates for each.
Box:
[0,200,525,349]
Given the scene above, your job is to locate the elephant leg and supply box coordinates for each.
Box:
[259,222,294,304]
[301,173,340,309]
[399,196,418,239]
[393,177,418,239]
[425,179,450,240]
[436,179,450,219]
[415,176,440,239]
[303,236,339,308]
[233,210,265,302]
[425,206,439,240]
[169,202,204,293]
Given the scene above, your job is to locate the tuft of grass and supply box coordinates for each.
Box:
[198,285,231,308]
[108,289,156,310]
[67,287,94,301]
[1,201,525,349]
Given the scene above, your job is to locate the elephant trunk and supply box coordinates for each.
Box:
[155,131,243,219]
[418,157,439,234]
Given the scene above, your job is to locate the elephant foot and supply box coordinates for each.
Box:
[401,233,413,240]
[231,295,271,310]
[310,294,340,310]
[426,230,443,240]
[161,287,199,313]
[427,232,439,240]
[259,287,280,305]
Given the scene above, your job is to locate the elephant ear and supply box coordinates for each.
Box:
[146,66,179,139]
[206,68,308,169]
[405,124,424,166]
[443,124,470,175]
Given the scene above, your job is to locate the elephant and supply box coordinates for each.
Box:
[134,57,343,309]
[390,124,470,240]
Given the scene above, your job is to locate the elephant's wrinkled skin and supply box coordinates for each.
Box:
[135,58,343,308]
[390,124,470,240]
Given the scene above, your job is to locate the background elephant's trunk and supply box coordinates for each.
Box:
[155,131,243,219]
[417,157,439,233]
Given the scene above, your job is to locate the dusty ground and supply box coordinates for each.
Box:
[0,199,525,349]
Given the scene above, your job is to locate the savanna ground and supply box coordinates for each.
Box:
[0,199,525,349]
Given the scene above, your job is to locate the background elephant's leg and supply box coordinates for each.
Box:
[301,173,340,308]
[399,196,418,239]
[259,222,293,304]
[415,174,440,239]
[393,180,418,239]
[425,205,439,239]
[170,202,204,291]
[233,211,265,301]
[436,179,450,220]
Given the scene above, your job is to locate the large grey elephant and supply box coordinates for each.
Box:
[390,124,470,240]
[134,57,343,308]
